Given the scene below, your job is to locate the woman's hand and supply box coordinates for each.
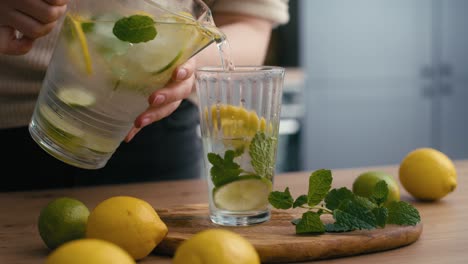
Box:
[0,0,69,55]
[125,57,196,142]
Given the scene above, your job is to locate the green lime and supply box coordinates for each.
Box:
[57,87,96,107]
[213,176,272,211]
[38,197,90,249]
[352,171,400,206]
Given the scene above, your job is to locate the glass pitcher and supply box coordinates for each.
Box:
[28,0,224,169]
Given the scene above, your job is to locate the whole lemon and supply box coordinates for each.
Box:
[46,238,135,264]
[173,229,260,264]
[38,197,90,249]
[86,196,168,260]
[399,148,457,201]
[352,171,400,206]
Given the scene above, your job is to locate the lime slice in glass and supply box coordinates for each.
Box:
[57,87,96,107]
[213,176,272,211]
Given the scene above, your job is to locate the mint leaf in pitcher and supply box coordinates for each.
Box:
[113,15,157,43]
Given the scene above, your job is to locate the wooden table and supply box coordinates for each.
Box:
[1,160,467,263]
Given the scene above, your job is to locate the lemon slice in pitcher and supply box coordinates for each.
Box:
[66,14,93,74]
[213,176,272,211]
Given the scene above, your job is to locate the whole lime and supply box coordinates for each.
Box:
[38,197,90,249]
[352,171,400,205]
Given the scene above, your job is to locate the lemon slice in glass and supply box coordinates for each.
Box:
[213,176,272,211]
[205,104,269,148]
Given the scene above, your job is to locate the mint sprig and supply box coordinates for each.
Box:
[249,132,276,179]
[269,169,421,234]
[208,132,277,187]
[113,15,157,43]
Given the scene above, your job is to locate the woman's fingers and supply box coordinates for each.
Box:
[0,26,34,55]
[148,58,196,106]
[18,0,68,24]
[125,100,183,142]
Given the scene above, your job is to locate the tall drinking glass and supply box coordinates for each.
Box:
[28,0,224,169]
[196,66,285,226]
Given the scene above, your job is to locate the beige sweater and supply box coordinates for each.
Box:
[0,0,289,129]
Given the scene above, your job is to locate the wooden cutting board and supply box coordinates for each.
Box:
[153,204,423,263]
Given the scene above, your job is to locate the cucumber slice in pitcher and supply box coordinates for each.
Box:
[57,87,96,107]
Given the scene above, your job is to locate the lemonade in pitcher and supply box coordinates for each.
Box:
[29,0,224,169]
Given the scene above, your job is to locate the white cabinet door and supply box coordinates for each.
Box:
[439,0,468,159]
[300,0,433,169]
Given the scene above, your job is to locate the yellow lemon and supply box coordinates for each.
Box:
[173,229,260,264]
[86,196,168,260]
[352,171,400,206]
[399,148,457,201]
[46,238,135,264]
[204,104,270,149]
[37,197,90,249]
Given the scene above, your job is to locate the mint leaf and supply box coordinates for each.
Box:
[325,187,354,210]
[386,201,421,226]
[268,187,294,209]
[113,15,157,43]
[354,195,378,211]
[208,151,242,187]
[333,200,377,230]
[373,207,389,227]
[291,218,301,225]
[296,211,325,234]
[293,195,308,208]
[249,132,276,179]
[325,223,351,232]
[372,180,389,205]
[308,169,332,206]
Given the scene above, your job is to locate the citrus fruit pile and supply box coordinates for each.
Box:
[352,147,457,203]
[39,196,168,263]
[39,196,260,263]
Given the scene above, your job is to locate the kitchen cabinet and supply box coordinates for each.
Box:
[299,0,468,170]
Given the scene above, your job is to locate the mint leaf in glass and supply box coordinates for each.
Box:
[386,201,421,226]
[308,169,332,206]
[296,211,325,234]
[208,150,242,187]
[268,187,294,209]
[113,15,157,43]
[249,132,276,179]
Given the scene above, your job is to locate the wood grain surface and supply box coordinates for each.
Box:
[0,160,466,263]
[154,204,423,263]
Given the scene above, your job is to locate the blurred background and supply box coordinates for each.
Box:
[268,0,468,173]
